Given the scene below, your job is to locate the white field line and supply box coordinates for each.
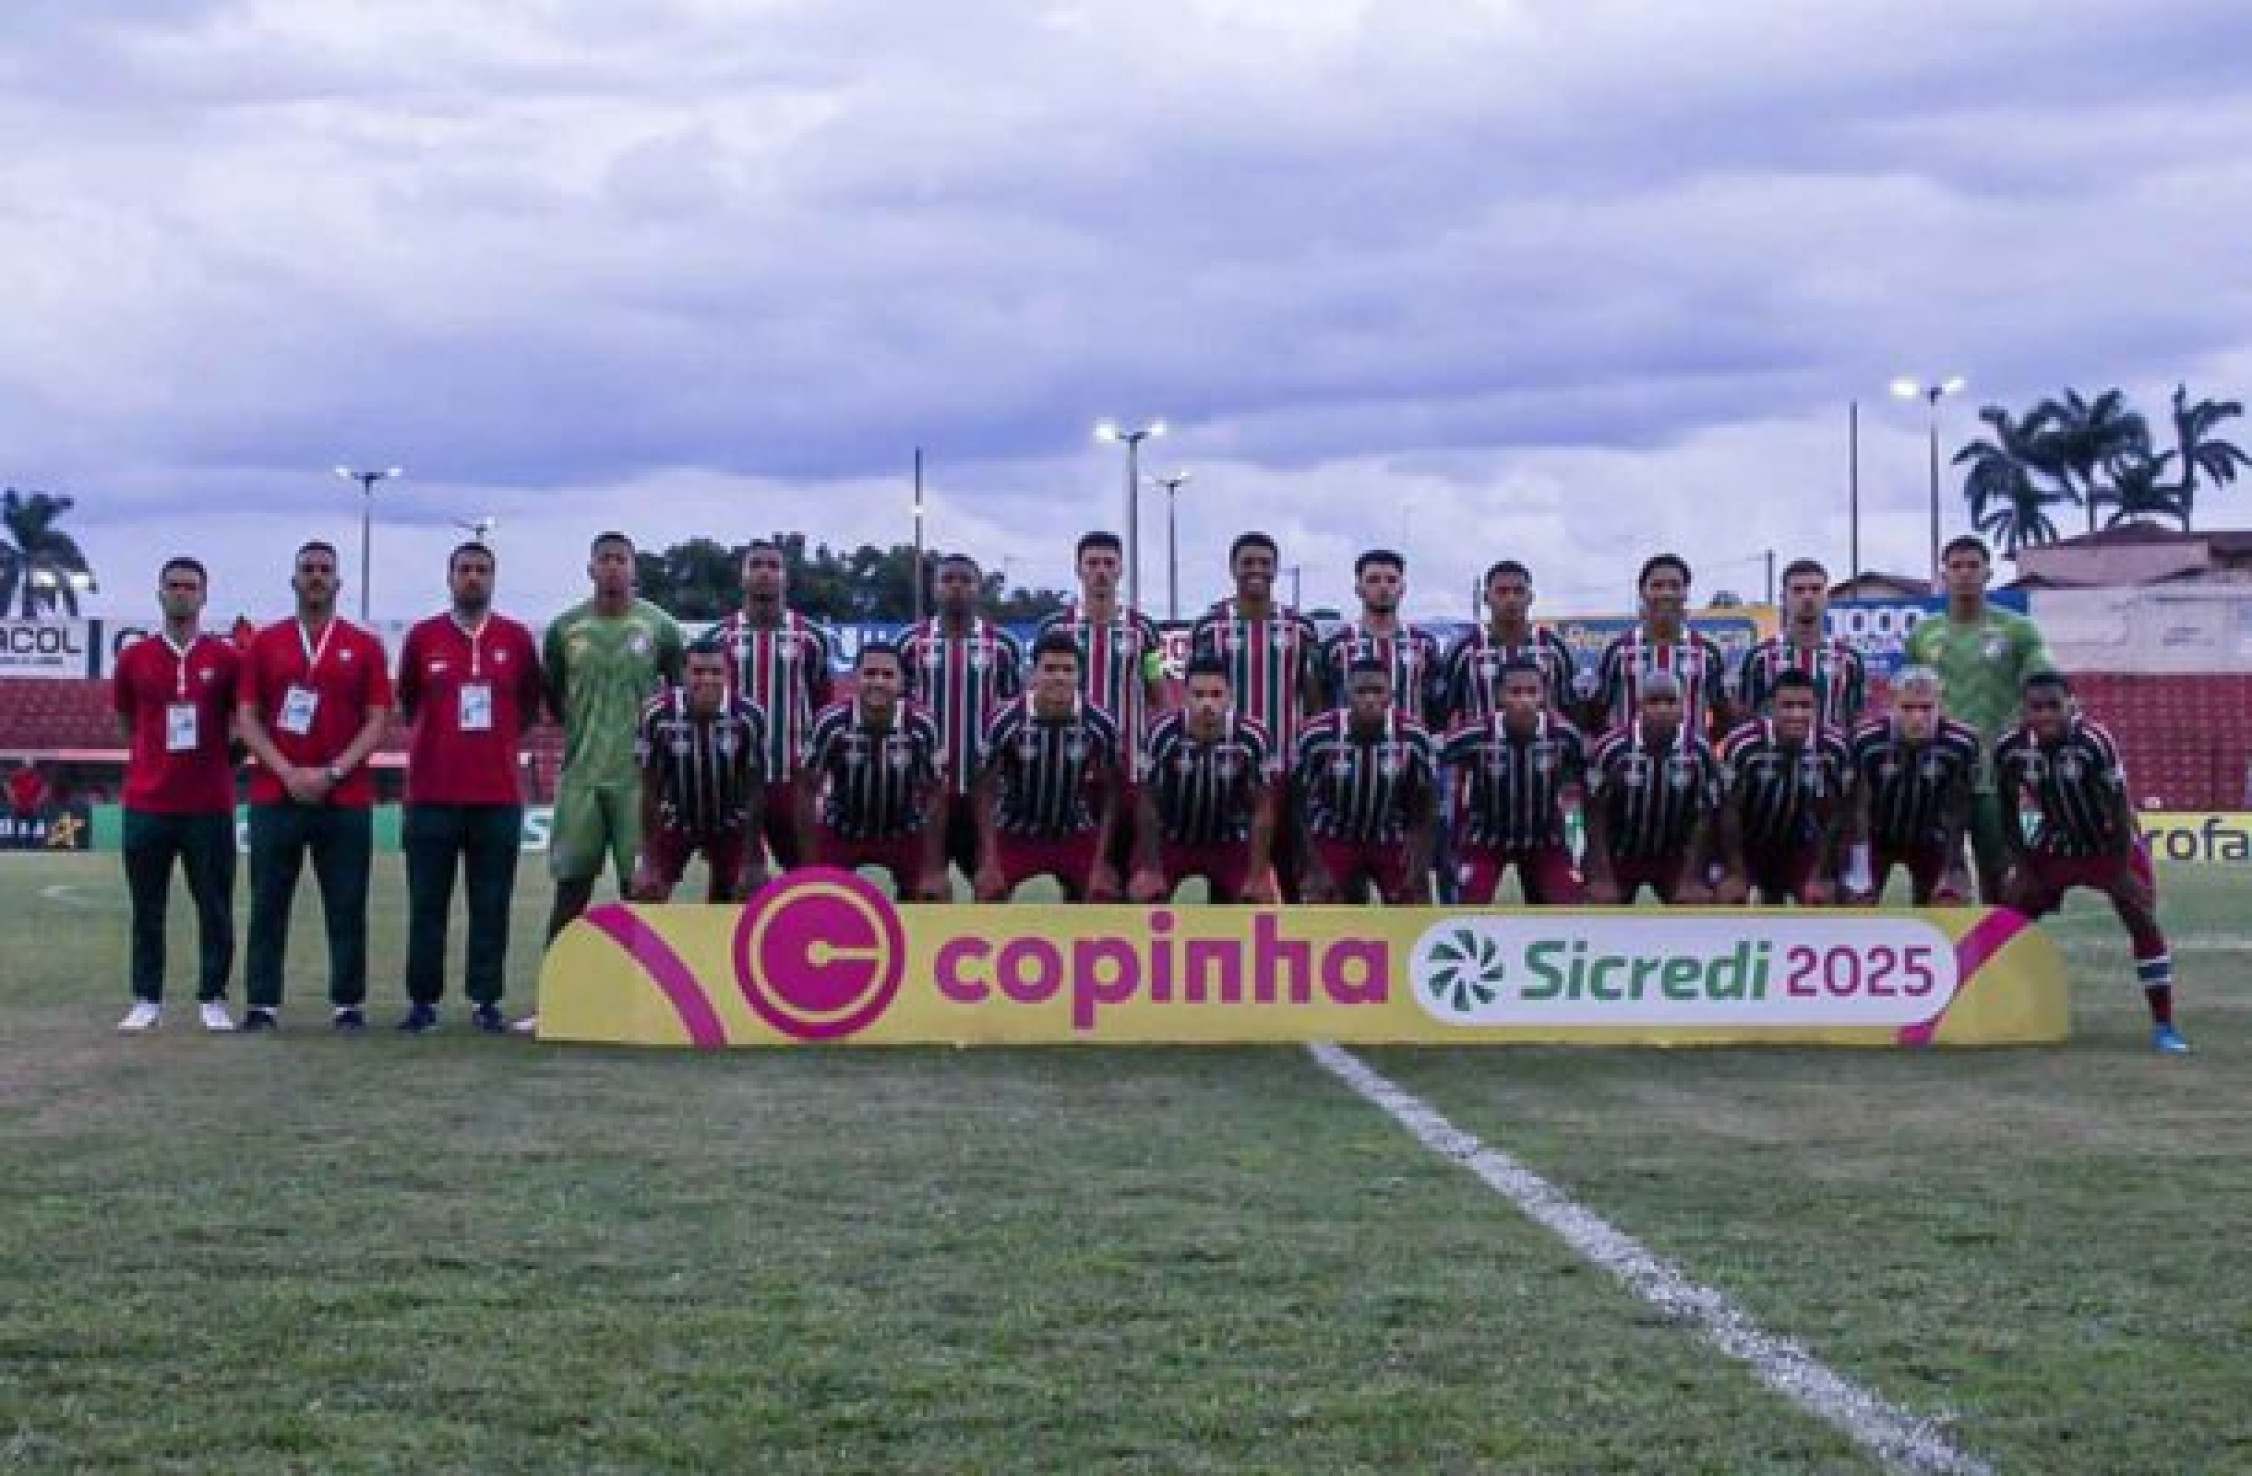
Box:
[1307,1042,1991,1476]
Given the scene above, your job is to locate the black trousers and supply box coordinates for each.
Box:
[246,803,373,1009]
[121,808,236,1003]
[404,803,522,1006]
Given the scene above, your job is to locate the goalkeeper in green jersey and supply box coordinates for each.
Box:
[1902,535,2054,903]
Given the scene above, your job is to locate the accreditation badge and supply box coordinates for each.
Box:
[166,703,200,753]
[277,684,320,736]
[458,682,495,733]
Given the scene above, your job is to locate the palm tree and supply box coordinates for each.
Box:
[1954,406,2070,552]
[2032,388,2152,534]
[1972,478,2068,557]
[2168,385,2250,529]
[2101,449,2188,529]
[0,490,96,617]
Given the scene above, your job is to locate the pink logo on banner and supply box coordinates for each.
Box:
[731,868,907,1041]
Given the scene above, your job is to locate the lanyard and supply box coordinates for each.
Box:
[160,630,201,700]
[296,618,337,679]
[453,612,489,679]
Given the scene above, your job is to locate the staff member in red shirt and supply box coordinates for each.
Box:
[112,556,242,1034]
[395,542,542,1034]
[235,541,394,1032]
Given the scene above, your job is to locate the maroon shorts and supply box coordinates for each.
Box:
[759,781,802,869]
[2015,841,2156,916]
[637,826,753,903]
[1153,839,1255,902]
[1872,844,1966,905]
[985,829,1107,901]
[1309,836,1427,904]
[815,827,931,898]
[1605,854,1689,904]
[1746,843,1826,904]
[1457,843,1586,905]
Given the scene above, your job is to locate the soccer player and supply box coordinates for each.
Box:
[1583,671,1723,905]
[901,553,1022,888]
[800,643,950,900]
[543,532,685,940]
[1041,531,1171,888]
[1995,673,2187,1053]
[1294,656,1438,904]
[112,557,242,1034]
[630,639,769,903]
[235,541,393,1031]
[1441,659,1589,904]
[1904,534,2055,902]
[1591,554,1735,741]
[1437,559,1582,724]
[716,540,837,871]
[394,541,543,1034]
[1321,550,1443,722]
[1128,654,1278,903]
[1714,670,1853,905]
[973,633,1123,901]
[1192,533,1325,897]
[1738,558,1867,729]
[1843,666,1978,905]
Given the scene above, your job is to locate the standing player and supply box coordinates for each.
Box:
[1294,657,1438,904]
[542,532,685,940]
[1713,670,1853,905]
[1591,554,1736,741]
[1128,654,1277,904]
[1438,560,1581,724]
[1441,660,1589,904]
[396,541,543,1033]
[629,639,768,903]
[1192,533,1325,896]
[973,633,1123,901]
[1321,550,1443,722]
[716,541,836,872]
[1995,673,2187,1053]
[1738,558,1867,729]
[901,553,1022,889]
[113,557,241,1033]
[800,643,950,900]
[1904,535,2055,902]
[1582,672,1723,905]
[1843,667,1979,905]
[236,542,394,1031]
[1041,532,1169,890]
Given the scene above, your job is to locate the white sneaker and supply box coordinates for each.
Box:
[117,1000,162,1034]
[199,1000,237,1033]
[509,1013,540,1036]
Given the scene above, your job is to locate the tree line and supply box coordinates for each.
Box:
[633,533,1070,623]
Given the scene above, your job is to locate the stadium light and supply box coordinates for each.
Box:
[334,464,405,623]
[1150,471,1193,621]
[1891,377,1966,593]
[1093,419,1165,611]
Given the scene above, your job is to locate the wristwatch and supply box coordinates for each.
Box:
[326,763,347,784]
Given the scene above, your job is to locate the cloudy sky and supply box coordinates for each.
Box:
[7,0,2250,624]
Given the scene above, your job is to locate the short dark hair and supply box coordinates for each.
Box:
[857,640,902,670]
[1779,558,1827,586]
[449,541,495,572]
[2023,670,2073,697]
[1638,553,1691,589]
[1484,559,1531,587]
[1230,531,1278,564]
[685,635,729,661]
[1347,654,1391,680]
[1031,631,1081,666]
[1498,657,1544,684]
[159,556,207,584]
[1942,534,1992,564]
[1772,669,1818,694]
[591,531,634,555]
[1183,653,1229,683]
[743,539,783,562]
[295,540,339,564]
[1076,531,1123,559]
[936,552,981,575]
[1355,548,1404,576]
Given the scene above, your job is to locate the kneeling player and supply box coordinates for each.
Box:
[1995,673,2187,1053]
[1442,659,1588,903]
[973,633,1124,901]
[1583,672,1722,904]
[1128,655,1278,903]
[1844,667,1977,904]
[631,639,769,902]
[1714,670,1851,905]
[800,643,950,900]
[1294,657,1438,904]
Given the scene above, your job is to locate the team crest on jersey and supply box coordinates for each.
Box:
[1477,653,1501,678]
[884,736,915,770]
[1530,741,1557,775]
[1214,751,1243,781]
[1919,755,1948,781]
[1666,755,1699,790]
[1797,754,1827,794]
[716,727,738,758]
[1621,755,1652,789]
[1981,635,2010,660]
[1879,757,1902,781]
[2018,753,2049,783]
[967,644,990,672]
[1375,745,1401,778]
[1063,731,1089,764]
[2058,754,2085,782]
[1014,732,1041,762]
[842,735,869,767]
[629,632,651,657]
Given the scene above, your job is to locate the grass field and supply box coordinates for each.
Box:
[3,854,2247,1474]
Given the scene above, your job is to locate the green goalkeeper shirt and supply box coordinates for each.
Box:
[1902,606,2053,791]
[543,598,685,789]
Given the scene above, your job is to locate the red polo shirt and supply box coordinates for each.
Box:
[241,616,393,808]
[114,631,242,814]
[397,610,543,806]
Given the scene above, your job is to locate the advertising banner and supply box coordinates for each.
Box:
[0,804,93,851]
[0,619,98,679]
[2138,812,2252,865]
[537,868,2067,1049]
